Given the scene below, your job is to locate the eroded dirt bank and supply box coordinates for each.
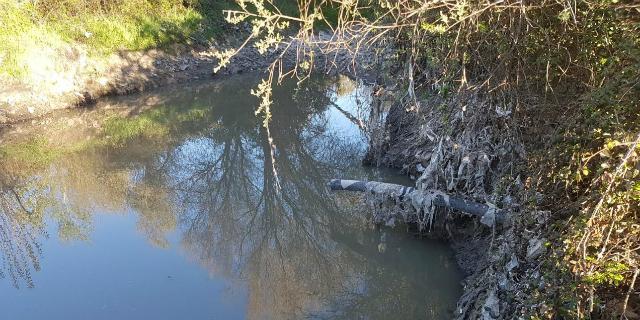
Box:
[0,33,279,124]
[1,45,210,123]
[0,30,382,124]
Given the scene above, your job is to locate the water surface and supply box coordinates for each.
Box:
[0,75,462,319]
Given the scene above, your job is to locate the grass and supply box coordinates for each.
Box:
[0,0,319,81]
[0,0,238,80]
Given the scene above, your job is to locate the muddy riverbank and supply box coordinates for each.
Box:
[0,30,382,124]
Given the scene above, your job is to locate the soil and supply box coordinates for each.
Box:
[0,30,382,124]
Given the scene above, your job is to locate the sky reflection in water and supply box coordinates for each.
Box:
[0,75,462,319]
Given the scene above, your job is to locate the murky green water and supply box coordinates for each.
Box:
[0,75,462,319]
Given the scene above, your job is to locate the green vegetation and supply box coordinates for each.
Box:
[224,0,639,318]
[0,0,637,318]
[0,0,238,78]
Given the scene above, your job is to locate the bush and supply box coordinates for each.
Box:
[222,0,640,318]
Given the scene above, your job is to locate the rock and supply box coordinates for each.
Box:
[526,238,547,261]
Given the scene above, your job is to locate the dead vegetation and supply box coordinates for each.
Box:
[216,0,639,318]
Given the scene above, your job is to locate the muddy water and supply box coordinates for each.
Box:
[0,75,462,319]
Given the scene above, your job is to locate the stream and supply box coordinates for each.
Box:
[0,74,462,319]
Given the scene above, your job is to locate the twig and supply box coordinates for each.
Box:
[620,267,639,320]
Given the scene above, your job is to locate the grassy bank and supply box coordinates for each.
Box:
[0,0,238,80]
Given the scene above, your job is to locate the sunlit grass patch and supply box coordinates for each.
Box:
[51,10,207,53]
[0,0,230,80]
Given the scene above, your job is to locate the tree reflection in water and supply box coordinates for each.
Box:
[0,75,461,319]
[0,181,42,289]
